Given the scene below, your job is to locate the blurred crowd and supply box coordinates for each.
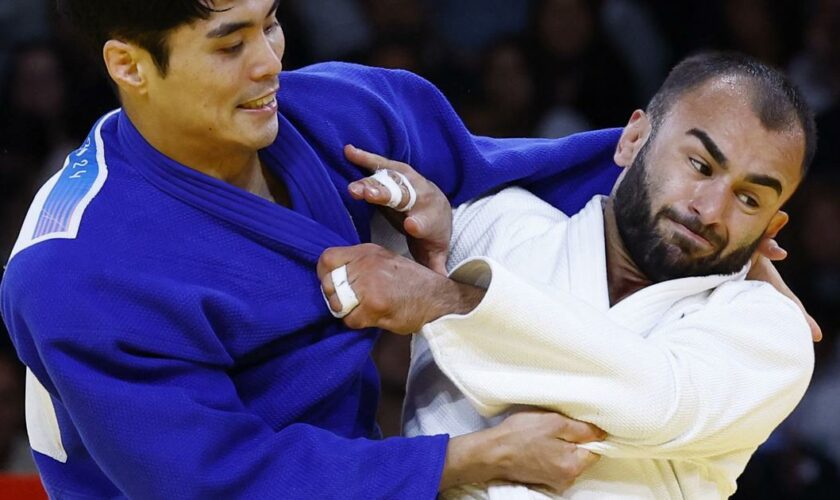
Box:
[1,0,838,497]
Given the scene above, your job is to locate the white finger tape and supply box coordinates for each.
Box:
[371,169,417,212]
[322,265,359,318]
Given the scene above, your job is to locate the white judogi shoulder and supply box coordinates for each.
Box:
[403,187,814,499]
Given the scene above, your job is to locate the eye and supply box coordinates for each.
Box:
[219,42,244,55]
[689,157,711,176]
[265,20,280,34]
[737,192,759,208]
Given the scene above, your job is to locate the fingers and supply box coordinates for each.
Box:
[317,246,365,280]
[425,252,449,276]
[546,448,600,493]
[575,447,601,469]
[371,169,416,211]
[344,144,411,174]
[318,264,359,318]
[547,413,607,444]
[756,237,788,261]
[404,214,427,238]
[349,169,416,212]
[807,314,823,343]
[317,246,367,318]
[348,176,396,205]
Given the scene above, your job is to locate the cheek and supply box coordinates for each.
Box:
[725,214,767,248]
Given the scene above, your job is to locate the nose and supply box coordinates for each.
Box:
[688,180,728,226]
[250,32,284,81]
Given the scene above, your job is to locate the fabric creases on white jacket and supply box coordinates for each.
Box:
[403,187,814,500]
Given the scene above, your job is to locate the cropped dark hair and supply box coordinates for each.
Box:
[646,51,817,175]
[56,0,222,75]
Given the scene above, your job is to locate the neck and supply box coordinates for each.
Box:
[603,198,652,305]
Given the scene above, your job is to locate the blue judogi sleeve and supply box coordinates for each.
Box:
[278,62,622,218]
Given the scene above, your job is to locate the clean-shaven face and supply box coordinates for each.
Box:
[140,0,284,160]
[613,78,805,282]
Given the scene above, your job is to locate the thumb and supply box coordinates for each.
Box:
[427,252,449,275]
[404,215,428,239]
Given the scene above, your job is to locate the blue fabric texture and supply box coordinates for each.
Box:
[1,62,621,499]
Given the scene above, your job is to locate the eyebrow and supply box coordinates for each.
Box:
[686,128,728,166]
[686,128,783,197]
[207,21,253,39]
[745,173,783,197]
[206,1,280,39]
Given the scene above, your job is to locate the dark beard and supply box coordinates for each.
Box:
[613,141,761,283]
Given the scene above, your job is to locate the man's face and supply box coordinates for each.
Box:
[613,78,805,282]
[139,0,284,159]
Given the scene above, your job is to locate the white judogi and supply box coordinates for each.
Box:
[403,188,813,499]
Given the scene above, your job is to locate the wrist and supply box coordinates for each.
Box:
[424,279,485,325]
[439,427,507,491]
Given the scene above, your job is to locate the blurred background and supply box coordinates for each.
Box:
[0,0,838,497]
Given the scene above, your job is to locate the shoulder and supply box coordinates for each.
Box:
[454,186,566,226]
[283,62,438,96]
[449,187,571,268]
[6,110,121,265]
[279,62,448,126]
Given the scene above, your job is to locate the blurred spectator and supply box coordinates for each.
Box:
[529,0,640,131]
[425,0,533,56]
[0,41,77,257]
[789,0,840,176]
[720,0,786,65]
[789,0,840,114]
[0,0,50,91]
[358,0,447,75]
[601,0,671,102]
[645,1,723,56]
[733,435,840,499]
[778,177,840,477]
[286,0,371,61]
[461,37,540,138]
[0,351,35,473]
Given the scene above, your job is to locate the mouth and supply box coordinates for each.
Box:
[238,89,279,111]
[667,217,716,251]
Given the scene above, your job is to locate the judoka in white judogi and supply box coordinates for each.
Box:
[403,188,813,499]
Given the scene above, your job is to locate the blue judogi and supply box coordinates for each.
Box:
[1,62,621,499]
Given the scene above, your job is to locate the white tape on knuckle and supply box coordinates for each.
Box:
[321,265,359,318]
[392,171,417,212]
[371,169,416,212]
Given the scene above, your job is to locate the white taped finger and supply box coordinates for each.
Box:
[321,265,359,318]
[371,169,417,212]
[392,171,417,211]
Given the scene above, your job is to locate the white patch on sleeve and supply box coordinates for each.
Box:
[25,368,67,463]
[7,109,119,263]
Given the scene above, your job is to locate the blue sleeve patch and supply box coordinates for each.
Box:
[7,110,119,262]
[33,135,99,238]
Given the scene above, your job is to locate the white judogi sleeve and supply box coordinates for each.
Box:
[421,192,814,461]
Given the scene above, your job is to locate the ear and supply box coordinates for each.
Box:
[765,210,789,239]
[103,40,149,95]
[614,110,652,168]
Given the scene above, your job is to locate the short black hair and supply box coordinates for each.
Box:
[56,0,223,75]
[646,51,817,175]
